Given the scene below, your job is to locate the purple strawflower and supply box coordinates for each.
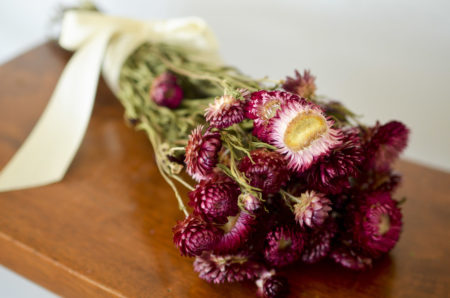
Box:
[150,72,183,108]
[172,215,222,257]
[214,212,256,253]
[185,125,222,182]
[205,95,245,128]
[352,192,403,257]
[189,177,240,224]
[264,226,304,267]
[239,149,289,194]
[302,128,363,194]
[214,194,262,253]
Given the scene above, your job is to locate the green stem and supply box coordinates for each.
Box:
[280,189,301,204]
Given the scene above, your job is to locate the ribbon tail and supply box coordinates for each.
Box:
[0,30,114,192]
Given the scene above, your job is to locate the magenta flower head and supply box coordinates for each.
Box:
[244,90,303,142]
[194,252,263,283]
[213,194,263,254]
[264,226,304,267]
[256,270,290,298]
[282,69,317,99]
[294,191,332,228]
[303,128,363,194]
[352,192,403,257]
[205,95,245,129]
[150,71,183,108]
[363,121,409,171]
[270,100,343,173]
[172,215,223,257]
[185,125,222,182]
[188,177,240,224]
[238,149,289,194]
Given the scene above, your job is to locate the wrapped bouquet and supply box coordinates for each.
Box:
[0,8,410,297]
[117,27,409,298]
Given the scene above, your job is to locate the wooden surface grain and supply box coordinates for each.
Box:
[0,43,449,298]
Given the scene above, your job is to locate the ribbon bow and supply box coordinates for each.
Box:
[0,11,220,192]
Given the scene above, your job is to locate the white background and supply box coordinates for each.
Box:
[0,0,449,296]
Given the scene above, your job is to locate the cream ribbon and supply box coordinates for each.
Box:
[0,11,220,192]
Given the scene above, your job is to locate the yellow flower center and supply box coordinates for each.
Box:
[283,112,327,151]
[378,214,391,235]
[278,238,292,250]
[220,214,239,233]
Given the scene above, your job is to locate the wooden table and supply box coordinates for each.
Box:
[0,43,449,297]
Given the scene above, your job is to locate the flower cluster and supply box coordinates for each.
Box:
[160,70,408,297]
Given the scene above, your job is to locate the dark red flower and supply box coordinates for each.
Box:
[302,128,363,194]
[214,194,262,253]
[172,215,223,257]
[264,226,304,267]
[239,149,289,194]
[205,95,245,129]
[185,125,222,181]
[189,177,240,224]
[150,72,183,108]
[351,192,403,257]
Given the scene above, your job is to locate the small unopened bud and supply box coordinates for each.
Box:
[150,72,184,109]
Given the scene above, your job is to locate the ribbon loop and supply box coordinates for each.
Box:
[0,11,220,192]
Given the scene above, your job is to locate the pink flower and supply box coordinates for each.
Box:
[293,191,332,228]
[270,100,343,172]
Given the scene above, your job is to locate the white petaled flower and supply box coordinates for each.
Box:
[205,95,244,129]
[270,101,343,172]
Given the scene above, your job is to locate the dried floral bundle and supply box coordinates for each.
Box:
[118,43,409,297]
